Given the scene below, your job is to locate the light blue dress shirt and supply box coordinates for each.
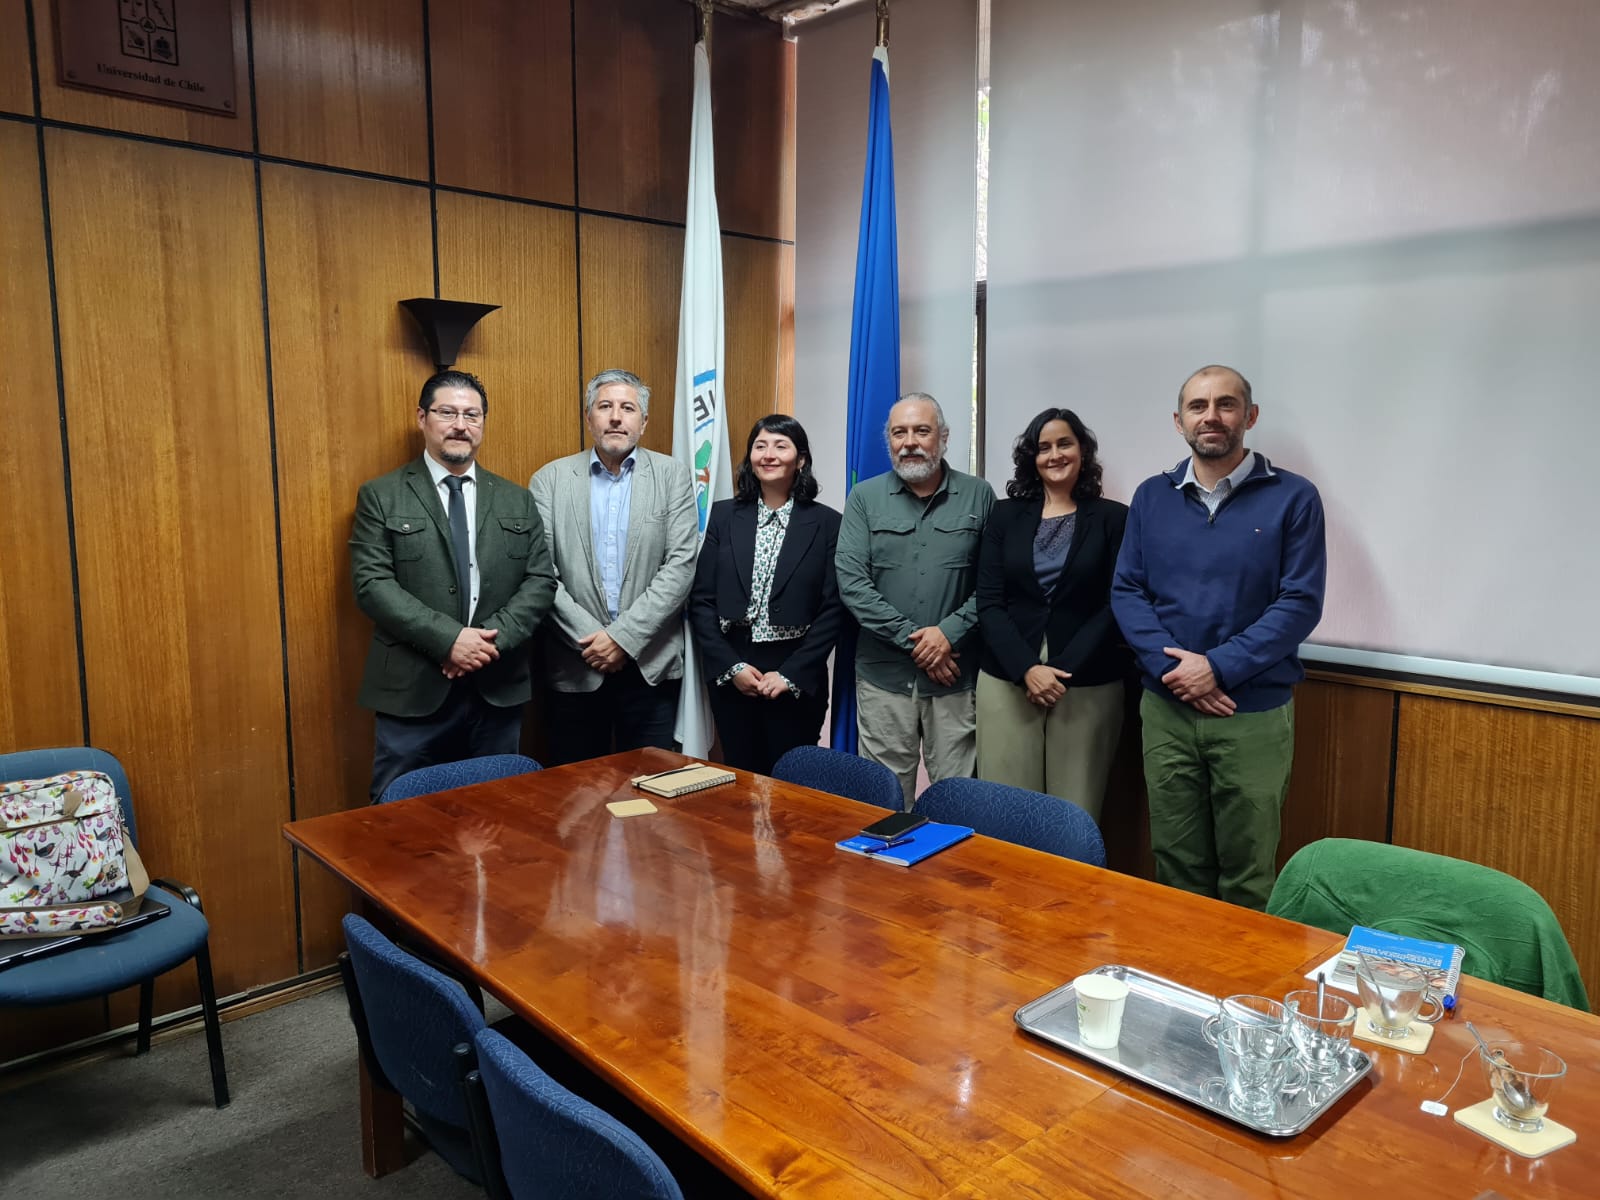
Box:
[589,450,635,620]
[1178,449,1256,516]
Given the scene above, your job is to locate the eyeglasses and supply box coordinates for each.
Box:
[428,407,484,426]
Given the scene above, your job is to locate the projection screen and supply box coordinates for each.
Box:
[986,0,1600,687]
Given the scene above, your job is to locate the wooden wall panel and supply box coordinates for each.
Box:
[1280,680,1394,866]
[431,0,573,204]
[575,0,691,221]
[4,0,796,1067]
[712,16,792,240]
[46,131,295,1008]
[437,192,582,479]
[253,0,427,178]
[0,122,101,1065]
[34,0,252,150]
[722,233,782,450]
[0,123,81,753]
[262,165,435,968]
[577,214,682,457]
[0,0,32,115]
[1394,696,1600,1005]
[0,999,108,1064]
[776,242,795,414]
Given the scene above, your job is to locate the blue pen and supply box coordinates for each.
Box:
[862,836,915,855]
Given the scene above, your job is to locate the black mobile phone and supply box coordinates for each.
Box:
[859,811,928,841]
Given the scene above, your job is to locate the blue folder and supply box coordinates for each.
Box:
[836,821,974,867]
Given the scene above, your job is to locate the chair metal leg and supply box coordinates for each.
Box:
[137,979,154,1055]
[193,942,230,1108]
[458,1044,512,1200]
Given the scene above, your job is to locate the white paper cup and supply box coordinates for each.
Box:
[1074,974,1130,1048]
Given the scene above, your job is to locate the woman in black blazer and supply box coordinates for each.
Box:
[975,408,1128,822]
[688,415,844,775]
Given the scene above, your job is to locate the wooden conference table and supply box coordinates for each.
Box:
[283,749,1599,1198]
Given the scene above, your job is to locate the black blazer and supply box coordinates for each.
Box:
[976,495,1130,688]
[688,498,845,698]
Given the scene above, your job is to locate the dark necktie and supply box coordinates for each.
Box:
[441,475,472,625]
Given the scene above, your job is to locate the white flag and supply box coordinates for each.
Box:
[672,39,733,759]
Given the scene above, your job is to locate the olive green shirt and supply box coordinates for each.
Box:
[835,463,996,695]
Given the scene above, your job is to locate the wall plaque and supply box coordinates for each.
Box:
[56,0,240,116]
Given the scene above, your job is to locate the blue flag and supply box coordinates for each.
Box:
[832,45,900,754]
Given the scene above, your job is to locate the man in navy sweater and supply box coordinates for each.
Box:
[1111,365,1326,909]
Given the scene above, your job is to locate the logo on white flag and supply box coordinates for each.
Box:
[689,368,719,530]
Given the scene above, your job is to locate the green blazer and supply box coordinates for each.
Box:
[350,457,556,718]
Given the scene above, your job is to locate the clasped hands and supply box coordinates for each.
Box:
[909,626,961,687]
[1024,664,1071,707]
[578,628,628,674]
[731,666,794,699]
[1161,646,1236,716]
[443,627,500,679]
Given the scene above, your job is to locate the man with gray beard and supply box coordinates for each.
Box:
[836,393,996,808]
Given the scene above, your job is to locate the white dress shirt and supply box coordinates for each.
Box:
[423,453,480,622]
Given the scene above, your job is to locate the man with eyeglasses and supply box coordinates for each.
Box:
[529,368,698,763]
[350,369,557,801]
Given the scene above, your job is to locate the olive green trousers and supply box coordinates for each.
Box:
[1139,690,1295,911]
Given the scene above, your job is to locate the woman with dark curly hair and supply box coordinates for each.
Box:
[974,407,1129,821]
[688,414,844,774]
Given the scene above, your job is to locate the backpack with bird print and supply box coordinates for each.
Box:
[0,770,149,939]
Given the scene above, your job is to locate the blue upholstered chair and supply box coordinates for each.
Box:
[377,754,543,804]
[1269,838,1590,1011]
[0,746,228,1107]
[913,777,1107,867]
[771,746,902,810]
[340,914,487,1181]
[462,1027,684,1200]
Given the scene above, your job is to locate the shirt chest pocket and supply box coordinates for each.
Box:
[386,515,430,562]
[932,513,983,567]
[498,516,533,559]
[868,516,916,541]
[867,516,916,574]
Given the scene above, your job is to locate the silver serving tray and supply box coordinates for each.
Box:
[1014,964,1373,1136]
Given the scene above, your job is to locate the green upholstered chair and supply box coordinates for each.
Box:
[1267,838,1589,1012]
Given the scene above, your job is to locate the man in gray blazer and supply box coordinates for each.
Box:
[351,370,557,801]
[529,369,698,764]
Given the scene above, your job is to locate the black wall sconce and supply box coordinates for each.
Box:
[399,298,501,370]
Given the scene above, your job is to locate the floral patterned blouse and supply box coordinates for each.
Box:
[719,496,807,694]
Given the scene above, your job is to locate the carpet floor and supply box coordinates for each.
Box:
[3,986,481,1199]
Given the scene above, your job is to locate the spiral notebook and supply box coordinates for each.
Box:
[1307,924,1466,1002]
[630,763,735,798]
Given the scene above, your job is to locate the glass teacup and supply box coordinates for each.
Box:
[1201,994,1288,1049]
[1479,1041,1566,1133]
[1213,1022,1306,1120]
[1284,988,1357,1075]
[1353,953,1442,1038]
